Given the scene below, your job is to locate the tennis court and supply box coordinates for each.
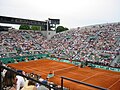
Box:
[8,59,120,90]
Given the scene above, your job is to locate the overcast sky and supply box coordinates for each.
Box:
[0,0,120,28]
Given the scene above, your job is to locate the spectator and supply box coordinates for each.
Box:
[21,80,37,90]
[3,70,16,90]
[16,70,25,90]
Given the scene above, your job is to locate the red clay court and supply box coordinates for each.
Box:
[8,59,120,90]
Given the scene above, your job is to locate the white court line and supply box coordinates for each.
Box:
[54,66,76,72]
[81,72,103,82]
[108,78,120,89]
[45,64,68,70]
[100,73,120,78]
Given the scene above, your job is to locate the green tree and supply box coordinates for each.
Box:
[64,27,69,30]
[19,24,31,30]
[56,26,68,33]
[31,25,41,30]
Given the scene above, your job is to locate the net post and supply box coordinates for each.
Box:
[61,76,64,90]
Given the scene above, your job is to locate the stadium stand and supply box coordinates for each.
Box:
[0,22,120,90]
[0,22,120,68]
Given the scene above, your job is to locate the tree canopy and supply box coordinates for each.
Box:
[19,25,68,32]
[56,26,69,33]
[19,24,31,30]
[19,25,41,30]
[31,25,41,30]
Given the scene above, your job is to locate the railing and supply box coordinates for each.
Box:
[0,61,57,90]
[61,76,108,90]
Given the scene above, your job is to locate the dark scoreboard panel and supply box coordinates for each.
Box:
[0,16,47,26]
[48,18,60,24]
[0,26,11,31]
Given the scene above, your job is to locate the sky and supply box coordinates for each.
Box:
[0,0,120,29]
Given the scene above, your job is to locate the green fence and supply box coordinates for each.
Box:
[0,54,49,64]
[0,55,120,72]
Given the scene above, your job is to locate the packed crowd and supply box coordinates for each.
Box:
[0,22,120,67]
[0,30,46,58]
[0,30,46,52]
[45,23,120,67]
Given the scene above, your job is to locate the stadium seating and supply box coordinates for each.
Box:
[0,22,120,69]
